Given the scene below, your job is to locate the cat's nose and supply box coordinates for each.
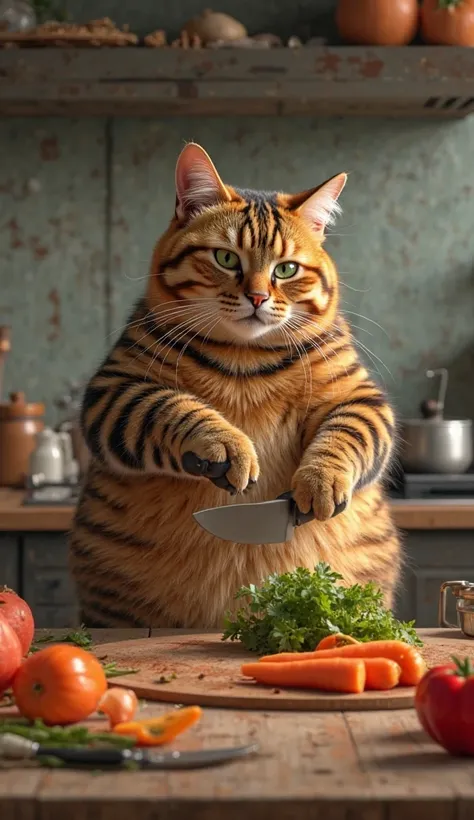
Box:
[244,291,270,309]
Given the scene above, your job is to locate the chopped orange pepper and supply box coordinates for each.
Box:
[113,705,202,747]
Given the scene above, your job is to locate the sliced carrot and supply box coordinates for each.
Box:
[241,658,366,694]
[363,658,401,690]
[113,706,202,747]
[316,633,360,651]
[259,640,425,686]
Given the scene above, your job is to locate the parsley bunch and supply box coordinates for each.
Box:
[223,562,422,654]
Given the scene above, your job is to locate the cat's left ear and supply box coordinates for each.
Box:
[287,173,347,236]
[175,142,230,223]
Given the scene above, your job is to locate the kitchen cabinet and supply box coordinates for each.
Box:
[395,530,474,627]
[0,532,78,628]
[0,527,473,630]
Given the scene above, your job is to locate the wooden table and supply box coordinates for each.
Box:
[2,628,474,820]
[2,488,474,531]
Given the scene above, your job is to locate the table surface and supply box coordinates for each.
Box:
[2,627,474,820]
[2,488,474,531]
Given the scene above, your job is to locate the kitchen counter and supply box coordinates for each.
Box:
[1,488,474,531]
[1,627,473,820]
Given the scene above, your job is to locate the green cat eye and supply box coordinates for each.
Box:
[274,262,299,280]
[214,249,241,270]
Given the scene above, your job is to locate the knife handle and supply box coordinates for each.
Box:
[277,491,346,524]
[277,491,315,527]
[37,747,134,766]
[182,452,234,492]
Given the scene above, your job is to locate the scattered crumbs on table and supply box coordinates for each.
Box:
[197,673,205,680]
[272,689,281,695]
[154,673,177,684]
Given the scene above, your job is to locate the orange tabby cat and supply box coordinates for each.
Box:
[70,143,400,628]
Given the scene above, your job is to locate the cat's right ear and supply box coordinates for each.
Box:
[175,143,230,223]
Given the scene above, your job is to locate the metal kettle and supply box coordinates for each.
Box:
[399,369,473,474]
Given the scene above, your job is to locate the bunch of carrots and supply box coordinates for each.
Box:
[241,633,426,694]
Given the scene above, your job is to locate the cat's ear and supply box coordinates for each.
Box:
[287,173,347,236]
[175,143,230,223]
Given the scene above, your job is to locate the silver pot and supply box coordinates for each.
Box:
[439,580,474,637]
[399,367,473,474]
[400,418,473,474]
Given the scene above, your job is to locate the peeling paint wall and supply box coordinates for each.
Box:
[0,9,473,424]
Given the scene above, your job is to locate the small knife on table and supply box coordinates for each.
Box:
[0,734,259,769]
[193,491,319,545]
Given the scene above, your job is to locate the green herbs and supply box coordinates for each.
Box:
[30,626,93,654]
[0,719,136,749]
[223,562,422,655]
[102,662,138,679]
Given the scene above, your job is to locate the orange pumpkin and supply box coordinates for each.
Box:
[12,644,107,725]
[336,0,419,45]
[421,0,474,46]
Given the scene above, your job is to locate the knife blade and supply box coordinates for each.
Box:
[193,491,315,544]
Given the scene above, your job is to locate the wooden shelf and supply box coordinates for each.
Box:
[0,46,474,117]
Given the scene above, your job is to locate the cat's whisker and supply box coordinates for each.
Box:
[127,306,213,356]
[284,318,344,386]
[281,323,313,401]
[174,315,222,388]
[342,322,374,339]
[143,312,215,382]
[350,337,394,382]
[135,310,214,371]
[107,301,207,341]
[153,310,218,381]
[339,281,372,294]
[340,308,389,337]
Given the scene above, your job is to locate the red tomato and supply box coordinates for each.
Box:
[0,587,34,655]
[12,644,107,725]
[0,613,22,692]
[415,657,474,755]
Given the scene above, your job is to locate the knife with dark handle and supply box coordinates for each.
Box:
[0,734,259,769]
[193,491,320,544]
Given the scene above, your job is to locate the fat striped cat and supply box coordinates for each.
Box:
[70,142,400,628]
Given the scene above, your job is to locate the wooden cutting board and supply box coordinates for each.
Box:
[93,632,425,712]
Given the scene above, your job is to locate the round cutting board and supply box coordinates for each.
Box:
[94,633,416,711]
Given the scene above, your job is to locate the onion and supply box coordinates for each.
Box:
[182,9,247,44]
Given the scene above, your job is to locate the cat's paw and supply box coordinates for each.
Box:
[181,422,259,494]
[292,463,354,521]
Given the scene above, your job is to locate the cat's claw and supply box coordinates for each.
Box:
[332,500,348,518]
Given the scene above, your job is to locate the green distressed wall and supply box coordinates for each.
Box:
[0,5,473,424]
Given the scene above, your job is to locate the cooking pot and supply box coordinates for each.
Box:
[439,580,474,638]
[399,368,473,474]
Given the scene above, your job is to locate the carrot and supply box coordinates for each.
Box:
[363,658,401,690]
[241,658,366,694]
[316,633,359,651]
[259,640,425,686]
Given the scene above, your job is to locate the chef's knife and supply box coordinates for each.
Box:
[193,491,318,544]
[0,734,259,769]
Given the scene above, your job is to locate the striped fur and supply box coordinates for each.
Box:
[70,143,401,629]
